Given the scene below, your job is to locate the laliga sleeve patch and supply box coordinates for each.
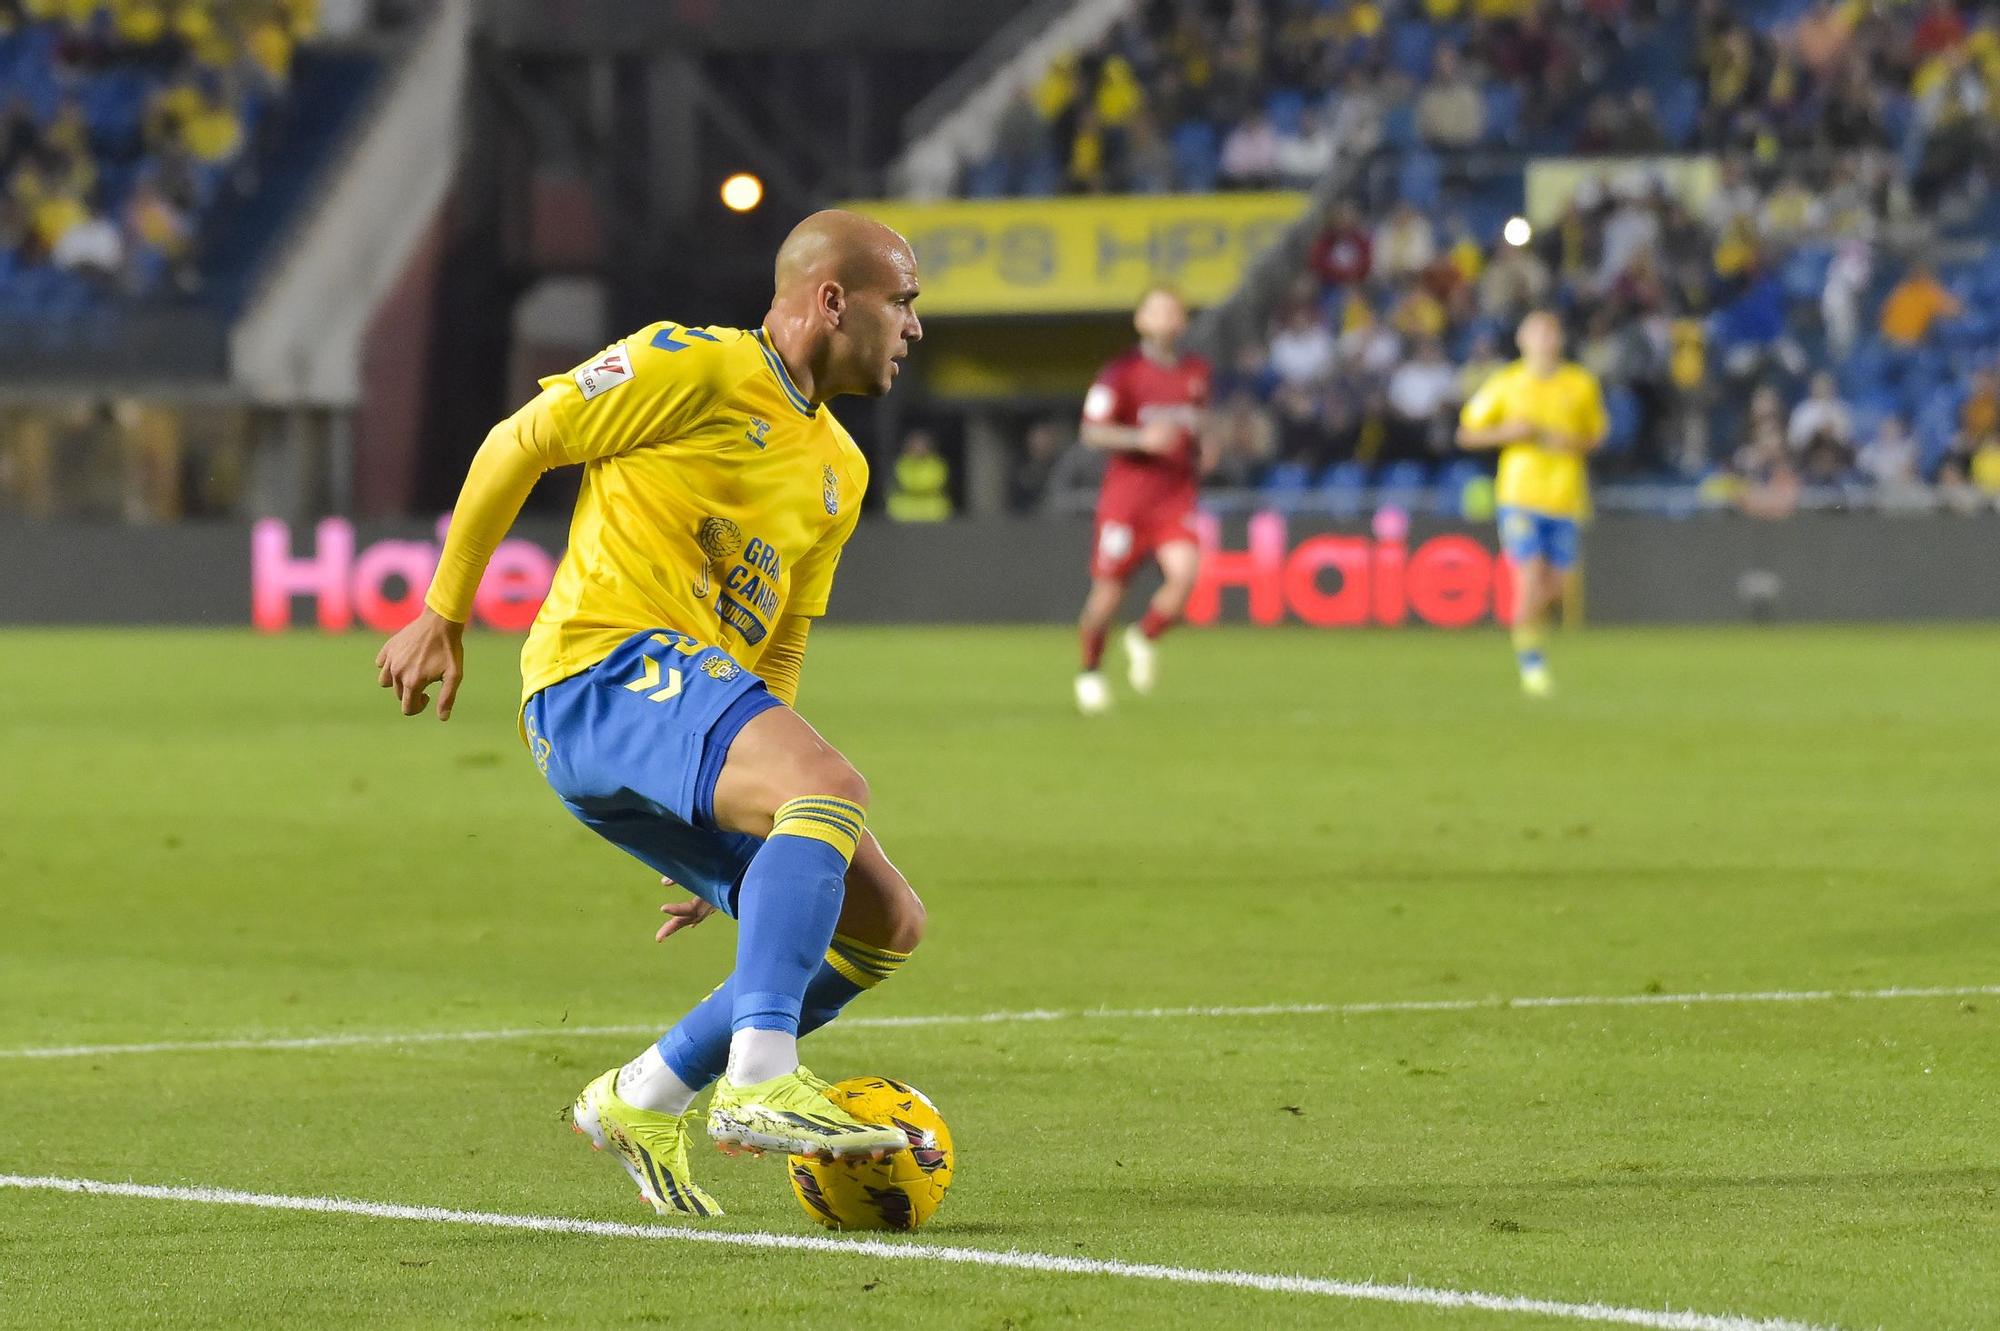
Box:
[575,343,634,400]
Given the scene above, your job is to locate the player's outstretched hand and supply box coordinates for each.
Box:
[374,606,466,720]
[656,880,717,941]
[1138,420,1183,454]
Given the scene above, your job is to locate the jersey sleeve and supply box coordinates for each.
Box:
[756,614,810,707]
[1573,371,1611,442]
[1459,369,1510,430]
[1081,358,1131,426]
[424,392,567,623]
[787,459,865,619]
[536,323,733,464]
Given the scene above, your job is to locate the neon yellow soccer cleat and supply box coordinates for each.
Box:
[707,1065,907,1158]
[570,1069,724,1218]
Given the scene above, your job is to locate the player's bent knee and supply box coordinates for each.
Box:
[799,759,869,813]
[881,888,925,953]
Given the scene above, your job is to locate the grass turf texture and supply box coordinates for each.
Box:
[1,625,1996,1330]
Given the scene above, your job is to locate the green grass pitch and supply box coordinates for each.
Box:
[2,624,1996,1329]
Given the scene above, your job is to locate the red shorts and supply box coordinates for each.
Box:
[1090,497,1199,581]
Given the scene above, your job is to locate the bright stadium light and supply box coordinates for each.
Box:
[1503,215,1533,247]
[720,172,764,213]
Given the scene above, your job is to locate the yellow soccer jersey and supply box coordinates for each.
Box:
[1458,360,1608,518]
[427,322,867,705]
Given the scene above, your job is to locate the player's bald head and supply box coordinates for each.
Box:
[773,209,914,302]
[764,209,922,401]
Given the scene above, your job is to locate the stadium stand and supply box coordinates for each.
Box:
[0,0,381,336]
[980,0,2000,516]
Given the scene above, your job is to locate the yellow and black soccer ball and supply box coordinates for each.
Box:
[786,1076,954,1231]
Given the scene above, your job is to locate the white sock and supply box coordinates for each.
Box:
[614,1044,699,1115]
[725,1027,798,1085]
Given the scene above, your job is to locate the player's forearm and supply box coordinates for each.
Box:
[1080,422,1146,451]
[424,411,552,623]
[757,615,810,707]
[1456,427,1512,451]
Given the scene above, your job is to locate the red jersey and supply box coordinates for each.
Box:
[1081,346,1210,515]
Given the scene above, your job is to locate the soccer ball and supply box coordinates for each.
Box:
[786,1076,954,1231]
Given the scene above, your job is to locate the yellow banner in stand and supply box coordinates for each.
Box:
[842,193,1311,315]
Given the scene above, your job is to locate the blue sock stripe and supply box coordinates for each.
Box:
[832,936,912,964]
[775,795,866,822]
[772,803,860,835]
[830,940,902,978]
[774,804,865,840]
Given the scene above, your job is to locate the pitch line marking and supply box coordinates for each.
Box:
[3,984,1992,1062]
[0,1174,1837,1331]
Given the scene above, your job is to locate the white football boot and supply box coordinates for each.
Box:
[1074,671,1112,716]
[1123,625,1157,695]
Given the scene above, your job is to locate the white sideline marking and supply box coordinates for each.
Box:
[0,1173,1836,1331]
[4,984,1992,1062]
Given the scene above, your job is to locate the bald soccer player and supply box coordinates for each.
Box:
[375,211,925,1218]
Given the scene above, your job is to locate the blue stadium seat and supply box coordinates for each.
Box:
[1170,120,1218,193]
[1436,459,1486,516]
[1319,461,1370,518]
[1781,246,1834,302]
[1482,83,1522,147]
[1379,460,1433,498]
[1260,461,1316,501]
[1383,102,1419,151]
[1659,80,1701,147]
[1398,151,1443,210]
[1605,386,1642,455]
[962,155,1008,198]
[1265,89,1305,137]
[1388,21,1437,79]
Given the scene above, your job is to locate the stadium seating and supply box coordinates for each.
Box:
[0,2,378,336]
[967,0,1999,508]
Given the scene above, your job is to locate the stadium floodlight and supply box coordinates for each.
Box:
[721,172,765,213]
[1503,216,1533,247]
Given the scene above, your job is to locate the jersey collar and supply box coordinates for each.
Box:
[754,327,817,419]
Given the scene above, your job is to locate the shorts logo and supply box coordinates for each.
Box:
[745,417,772,449]
[574,343,633,400]
[701,658,742,681]
[822,464,840,516]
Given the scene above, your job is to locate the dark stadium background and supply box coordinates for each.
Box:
[5,0,1996,626]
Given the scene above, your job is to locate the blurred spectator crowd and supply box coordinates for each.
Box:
[969,0,1677,197]
[0,0,319,310]
[994,0,2000,515]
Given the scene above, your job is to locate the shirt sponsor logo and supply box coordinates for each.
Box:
[574,343,633,400]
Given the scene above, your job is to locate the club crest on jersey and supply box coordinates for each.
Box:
[693,516,744,599]
[744,416,772,449]
[696,516,745,560]
[822,464,840,516]
[701,658,742,682]
[574,343,633,400]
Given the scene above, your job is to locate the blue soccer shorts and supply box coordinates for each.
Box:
[1496,506,1581,571]
[521,628,783,917]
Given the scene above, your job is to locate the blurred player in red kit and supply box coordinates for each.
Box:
[1073,286,1210,715]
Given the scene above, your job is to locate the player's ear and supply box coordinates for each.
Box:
[820,281,846,328]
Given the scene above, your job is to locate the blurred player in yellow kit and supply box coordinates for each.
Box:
[373,211,926,1219]
[1457,311,1608,697]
